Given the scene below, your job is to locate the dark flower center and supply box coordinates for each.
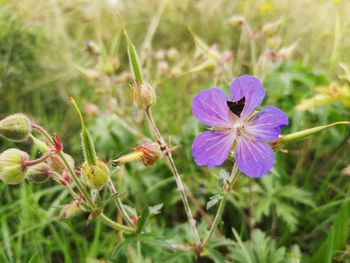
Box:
[227,97,245,117]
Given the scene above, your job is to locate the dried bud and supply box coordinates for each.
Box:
[81,160,109,190]
[48,153,75,174]
[130,81,156,110]
[115,142,162,167]
[0,148,29,185]
[59,200,82,219]
[27,163,51,183]
[0,114,31,142]
[134,142,162,167]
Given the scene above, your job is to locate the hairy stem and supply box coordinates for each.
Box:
[201,163,238,248]
[31,124,135,233]
[108,177,134,226]
[22,150,53,168]
[144,108,201,246]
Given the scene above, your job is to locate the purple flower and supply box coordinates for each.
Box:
[191,75,288,177]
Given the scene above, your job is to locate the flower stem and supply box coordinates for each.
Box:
[144,108,201,246]
[22,151,53,168]
[108,177,135,226]
[201,163,238,248]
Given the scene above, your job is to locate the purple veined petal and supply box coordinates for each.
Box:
[245,106,289,141]
[192,130,236,168]
[235,136,274,177]
[192,88,236,128]
[230,75,266,119]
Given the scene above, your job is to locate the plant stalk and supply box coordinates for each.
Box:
[144,108,201,246]
[201,163,238,248]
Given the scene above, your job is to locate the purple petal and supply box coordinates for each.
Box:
[230,75,266,119]
[192,88,235,128]
[235,136,274,177]
[192,130,235,168]
[245,106,288,141]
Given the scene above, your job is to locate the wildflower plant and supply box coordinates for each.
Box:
[0,16,349,261]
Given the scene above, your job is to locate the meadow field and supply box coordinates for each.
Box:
[0,0,350,262]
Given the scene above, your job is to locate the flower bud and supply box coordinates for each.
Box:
[27,163,51,183]
[167,48,179,61]
[81,159,109,190]
[49,153,75,174]
[59,200,82,219]
[262,20,282,37]
[130,81,157,110]
[0,114,31,142]
[0,148,29,185]
[227,15,245,27]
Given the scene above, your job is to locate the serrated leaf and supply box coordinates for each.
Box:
[206,193,223,210]
[136,207,151,234]
[149,203,163,215]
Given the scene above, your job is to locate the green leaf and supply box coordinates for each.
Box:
[71,97,97,165]
[148,203,163,215]
[310,200,350,263]
[206,193,223,210]
[136,207,151,234]
[118,15,144,84]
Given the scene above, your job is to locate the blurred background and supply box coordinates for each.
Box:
[0,0,350,262]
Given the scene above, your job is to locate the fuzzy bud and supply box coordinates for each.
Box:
[81,160,109,190]
[0,148,29,185]
[59,200,82,219]
[0,114,31,142]
[49,153,75,174]
[27,163,51,183]
[227,15,245,27]
[130,81,156,110]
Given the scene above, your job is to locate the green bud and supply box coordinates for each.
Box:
[0,148,29,185]
[27,163,51,183]
[81,160,109,190]
[130,81,157,110]
[0,114,31,142]
[59,200,82,219]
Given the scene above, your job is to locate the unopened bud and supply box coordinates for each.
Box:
[27,163,51,183]
[262,20,282,37]
[0,114,31,142]
[227,15,245,27]
[167,48,179,61]
[0,149,29,185]
[130,82,157,110]
[81,160,109,190]
[59,200,82,219]
[49,154,75,174]
[85,40,101,55]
